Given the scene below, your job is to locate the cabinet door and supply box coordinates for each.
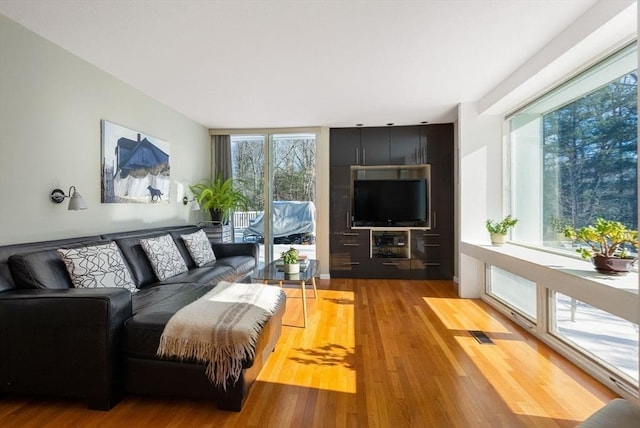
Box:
[329,166,352,232]
[330,128,361,166]
[369,259,412,279]
[410,230,452,279]
[389,126,421,165]
[421,123,454,165]
[330,231,370,278]
[429,163,453,236]
[360,127,389,165]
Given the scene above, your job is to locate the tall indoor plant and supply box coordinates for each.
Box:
[189,175,248,224]
[564,218,638,274]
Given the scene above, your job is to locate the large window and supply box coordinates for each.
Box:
[497,42,639,391]
[509,43,637,247]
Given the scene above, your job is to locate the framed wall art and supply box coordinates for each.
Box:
[101,120,170,204]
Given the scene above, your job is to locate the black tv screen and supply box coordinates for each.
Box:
[353,179,428,227]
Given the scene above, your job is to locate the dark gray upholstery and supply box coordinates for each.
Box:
[578,399,640,427]
[0,235,101,292]
[0,225,281,412]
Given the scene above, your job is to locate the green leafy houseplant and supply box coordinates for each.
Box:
[486,215,518,234]
[280,247,300,274]
[189,175,248,224]
[485,215,518,246]
[564,218,638,260]
[281,247,299,265]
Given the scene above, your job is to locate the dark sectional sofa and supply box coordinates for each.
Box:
[0,225,285,411]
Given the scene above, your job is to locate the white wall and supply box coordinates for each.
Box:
[0,15,211,244]
[457,103,503,297]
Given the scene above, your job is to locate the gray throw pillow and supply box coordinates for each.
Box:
[58,242,137,293]
[181,229,216,267]
[140,234,188,281]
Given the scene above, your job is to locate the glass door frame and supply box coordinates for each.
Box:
[227,129,319,266]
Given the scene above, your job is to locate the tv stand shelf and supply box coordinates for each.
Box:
[370,230,409,259]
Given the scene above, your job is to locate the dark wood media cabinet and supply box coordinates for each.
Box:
[329,124,454,279]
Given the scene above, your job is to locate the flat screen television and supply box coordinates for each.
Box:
[352,179,428,227]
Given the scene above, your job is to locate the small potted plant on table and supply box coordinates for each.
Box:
[564,218,638,274]
[486,215,518,246]
[281,247,300,274]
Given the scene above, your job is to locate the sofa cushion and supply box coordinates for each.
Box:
[578,398,640,428]
[0,235,102,292]
[57,242,137,293]
[124,283,214,359]
[213,255,256,279]
[181,229,216,267]
[8,240,107,290]
[112,228,197,287]
[156,264,237,287]
[140,234,189,281]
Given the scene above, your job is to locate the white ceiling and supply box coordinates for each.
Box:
[0,0,604,129]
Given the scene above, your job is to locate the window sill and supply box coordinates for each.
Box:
[460,241,639,324]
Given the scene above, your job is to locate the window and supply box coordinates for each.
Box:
[550,292,638,383]
[509,43,637,248]
[497,42,639,390]
[487,267,537,321]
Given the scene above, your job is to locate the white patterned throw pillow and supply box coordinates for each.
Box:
[58,242,137,293]
[140,234,188,281]
[181,229,216,267]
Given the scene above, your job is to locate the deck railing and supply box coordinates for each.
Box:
[233,211,261,229]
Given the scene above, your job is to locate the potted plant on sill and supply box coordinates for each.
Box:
[281,247,300,274]
[486,215,518,246]
[564,218,638,274]
[189,175,248,225]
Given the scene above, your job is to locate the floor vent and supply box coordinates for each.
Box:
[469,330,494,344]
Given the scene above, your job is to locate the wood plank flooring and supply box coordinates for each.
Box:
[0,279,617,427]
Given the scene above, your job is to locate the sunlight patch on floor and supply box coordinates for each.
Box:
[423,297,511,333]
[453,335,605,420]
[258,288,357,394]
[421,296,606,420]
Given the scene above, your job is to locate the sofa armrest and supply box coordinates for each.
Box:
[212,242,259,263]
[0,287,132,409]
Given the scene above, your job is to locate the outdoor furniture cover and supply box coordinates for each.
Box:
[243,201,315,240]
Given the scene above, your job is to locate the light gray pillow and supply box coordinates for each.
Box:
[181,229,216,267]
[140,234,188,281]
[58,242,137,293]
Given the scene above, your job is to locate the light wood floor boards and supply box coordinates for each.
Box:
[0,279,617,427]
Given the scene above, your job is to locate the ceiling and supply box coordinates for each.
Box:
[0,0,604,129]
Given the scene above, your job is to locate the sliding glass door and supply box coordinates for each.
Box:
[230,132,316,266]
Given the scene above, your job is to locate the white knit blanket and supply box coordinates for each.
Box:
[157,281,284,388]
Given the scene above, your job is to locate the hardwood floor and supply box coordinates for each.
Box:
[0,279,617,427]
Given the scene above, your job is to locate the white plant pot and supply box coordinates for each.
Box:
[490,233,507,246]
[284,263,300,274]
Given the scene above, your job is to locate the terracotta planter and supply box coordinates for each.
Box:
[592,255,637,274]
[490,233,507,246]
[284,263,300,274]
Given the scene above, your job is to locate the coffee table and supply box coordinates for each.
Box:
[253,259,318,328]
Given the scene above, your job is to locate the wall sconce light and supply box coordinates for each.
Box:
[50,186,88,210]
[182,196,200,211]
